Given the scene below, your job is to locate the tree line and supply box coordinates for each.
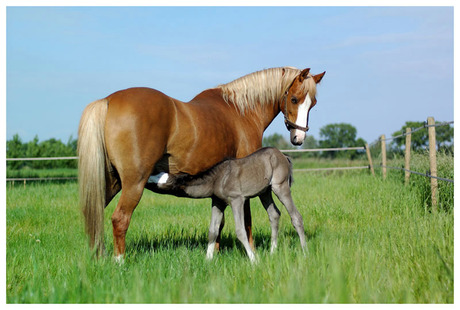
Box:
[263,121,453,159]
[6,121,453,169]
[7,134,77,169]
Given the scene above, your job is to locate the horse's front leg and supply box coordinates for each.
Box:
[207,198,227,260]
[231,198,256,262]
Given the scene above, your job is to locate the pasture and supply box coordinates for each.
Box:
[6,159,453,303]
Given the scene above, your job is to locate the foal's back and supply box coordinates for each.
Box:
[213,147,292,200]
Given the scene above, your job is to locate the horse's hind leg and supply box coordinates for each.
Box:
[207,198,226,260]
[111,180,146,262]
[258,189,281,253]
[272,182,307,251]
[231,198,256,262]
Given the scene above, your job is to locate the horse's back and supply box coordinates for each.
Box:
[106,87,174,112]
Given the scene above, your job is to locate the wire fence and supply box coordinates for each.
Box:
[373,121,454,143]
[379,165,454,183]
[369,119,454,184]
[281,146,365,152]
[6,156,79,161]
[6,119,453,187]
[294,166,370,172]
[6,146,370,184]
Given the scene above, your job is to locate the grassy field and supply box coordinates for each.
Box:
[6,158,453,303]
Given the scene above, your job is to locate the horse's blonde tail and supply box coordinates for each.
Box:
[78,99,109,256]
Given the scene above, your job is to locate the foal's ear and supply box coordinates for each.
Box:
[313,71,326,84]
[298,68,311,82]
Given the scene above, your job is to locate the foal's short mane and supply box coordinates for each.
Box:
[217,67,317,114]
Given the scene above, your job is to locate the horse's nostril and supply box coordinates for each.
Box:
[292,136,301,146]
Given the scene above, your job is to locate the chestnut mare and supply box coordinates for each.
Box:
[78,66,325,259]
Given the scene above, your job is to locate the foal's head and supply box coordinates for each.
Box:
[283,68,325,146]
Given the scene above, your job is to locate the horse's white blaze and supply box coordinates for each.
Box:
[294,95,312,141]
[148,172,170,184]
[206,242,216,260]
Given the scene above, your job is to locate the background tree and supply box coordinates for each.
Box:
[300,135,318,158]
[262,133,291,150]
[434,122,454,153]
[391,121,453,153]
[7,134,78,169]
[6,134,25,169]
[318,123,366,159]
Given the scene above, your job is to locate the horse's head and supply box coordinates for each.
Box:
[283,68,325,146]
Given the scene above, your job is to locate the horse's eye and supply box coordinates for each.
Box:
[291,97,298,104]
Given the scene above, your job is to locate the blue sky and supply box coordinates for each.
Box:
[6,6,454,145]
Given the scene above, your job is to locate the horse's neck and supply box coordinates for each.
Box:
[253,100,283,131]
[191,88,282,131]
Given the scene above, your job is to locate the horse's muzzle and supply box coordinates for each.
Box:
[290,129,306,146]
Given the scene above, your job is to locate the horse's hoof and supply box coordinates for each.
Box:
[114,254,125,265]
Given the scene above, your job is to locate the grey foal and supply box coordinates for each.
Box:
[158,147,307,262]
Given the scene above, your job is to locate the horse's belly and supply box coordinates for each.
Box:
[167,147,236,175]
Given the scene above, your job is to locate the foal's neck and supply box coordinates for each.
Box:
[181,165,223,198]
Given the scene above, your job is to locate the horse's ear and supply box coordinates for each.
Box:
[313,71,326,84]
[298,68,310,82]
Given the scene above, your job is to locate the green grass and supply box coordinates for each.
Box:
[7,167,78,179]
[7,167,453,303]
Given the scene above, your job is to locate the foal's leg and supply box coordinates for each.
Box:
[231,198,256,262]
[272,182,307,251]
[244,199,255,250]
[258,189,281,253]
[207,198,226,260]
[214,211,225,252]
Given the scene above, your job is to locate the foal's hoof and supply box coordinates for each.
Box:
[248,252,258,264]
[301,245,309,256]
[270,242,278,254]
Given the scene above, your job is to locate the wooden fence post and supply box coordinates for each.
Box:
[404,127,411,185]
[381,135,387,180]
[365,143,375,176]
[427,117,438,212]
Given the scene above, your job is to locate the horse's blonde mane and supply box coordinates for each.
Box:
[217,67,317,113]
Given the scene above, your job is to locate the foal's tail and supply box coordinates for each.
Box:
[78,99,109,256]
[285,155,294,187]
